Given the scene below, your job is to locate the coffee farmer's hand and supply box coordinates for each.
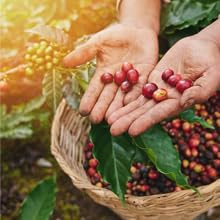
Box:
[109,31,220,136]
[63,24,158,123]
[63,0,161,123]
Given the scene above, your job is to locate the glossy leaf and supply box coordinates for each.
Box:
[0,97,48,139]
[42,69,63,114]
[180,109,214,129]
[161,0,220,33]
[134,125,193,190]
[90,122,136,202]
[20,176,56,220]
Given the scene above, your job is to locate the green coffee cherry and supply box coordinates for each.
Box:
[40,41,48,48]
[27,46,34,54]
[36,48,44,56]
[33,43,40,50]
[52,58,59,65]
[45,46,53,54]
[25,67,34,76]
[31,55,38,62]
[45,55,52,61]
[46,62,53,70]
[36,58,44,64]
[25,54,31,61]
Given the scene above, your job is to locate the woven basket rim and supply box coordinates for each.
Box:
[51,99,220,219]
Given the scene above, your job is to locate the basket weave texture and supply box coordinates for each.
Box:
[51,100,220,220]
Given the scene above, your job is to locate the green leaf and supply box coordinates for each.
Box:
[161,0,220,34]
[26,25,72,48]
[0,125,33,139]
[20,176,56,220]
[90,122,136,202]
[0,96,48,139]
[42,69,63,114]
[133,145,149,164]
[134,125,193,190]
[180,109,215,129]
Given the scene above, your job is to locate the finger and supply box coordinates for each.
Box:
[89,83,118,124]
[128,99,180,136]
[107,95,146,125]
[110,100,155,136]
[105,89,124,121]
[79,69,104,116]
[63,39,98,67]
[180,69,220,108]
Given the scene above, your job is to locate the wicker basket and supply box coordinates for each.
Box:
[51,100,220,220]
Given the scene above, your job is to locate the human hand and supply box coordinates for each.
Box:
[108,36,220,136]
[63,23,158,123]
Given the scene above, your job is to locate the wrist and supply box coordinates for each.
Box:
[119,15,160,35]
[118,0,161,35]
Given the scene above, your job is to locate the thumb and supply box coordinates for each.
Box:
[180,69,220,108]
[63,38,98,67]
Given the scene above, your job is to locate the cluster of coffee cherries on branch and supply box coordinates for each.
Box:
[83,91,220,196]
[24,40,68,76]
[100,62,139,93]
[142,68,193,102]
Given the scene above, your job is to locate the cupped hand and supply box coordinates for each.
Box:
[109,36,220,136]
[63,24,158,123]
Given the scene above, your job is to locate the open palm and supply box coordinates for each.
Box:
[108,37,220,136]
[63,24,158,124]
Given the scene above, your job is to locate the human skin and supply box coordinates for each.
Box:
[63,0,161,124]
[109,19,220,136]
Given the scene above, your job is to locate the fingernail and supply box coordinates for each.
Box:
[183,99,195,109]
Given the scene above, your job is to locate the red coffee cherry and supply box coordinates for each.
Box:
[114,70,127,86]
[121,62,134,73]
[121,81,132,93]
[167,74,182,87]
[127,69,139,85]
[100,72,113,84]
[161,68,174,82]
[176,79,193,93]
[142,83,158,99]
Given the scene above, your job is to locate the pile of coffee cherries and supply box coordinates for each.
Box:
[24,40,68,76]
[142,68,193,102]
[100,62,139,93]
[83,91,220,196]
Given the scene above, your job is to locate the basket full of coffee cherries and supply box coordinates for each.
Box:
[51,62,220,220]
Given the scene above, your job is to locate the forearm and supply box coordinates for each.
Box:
[196,19,220,48]
[118,0,161,34]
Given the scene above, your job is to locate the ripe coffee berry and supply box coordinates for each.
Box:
[121,62,134,73]
[127,69,139,85]
[114,70,127,86]
[101,72,113,84]
[142,83,158,99]
[152,88,168,102]
[87,167,96,177]
[141,185,150,192]
[89,158,98,168]
[161,68,174,81]
[176,79,193,93]
[121,81,132,93]
[189,137,200,148]
[167,74,182,87]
